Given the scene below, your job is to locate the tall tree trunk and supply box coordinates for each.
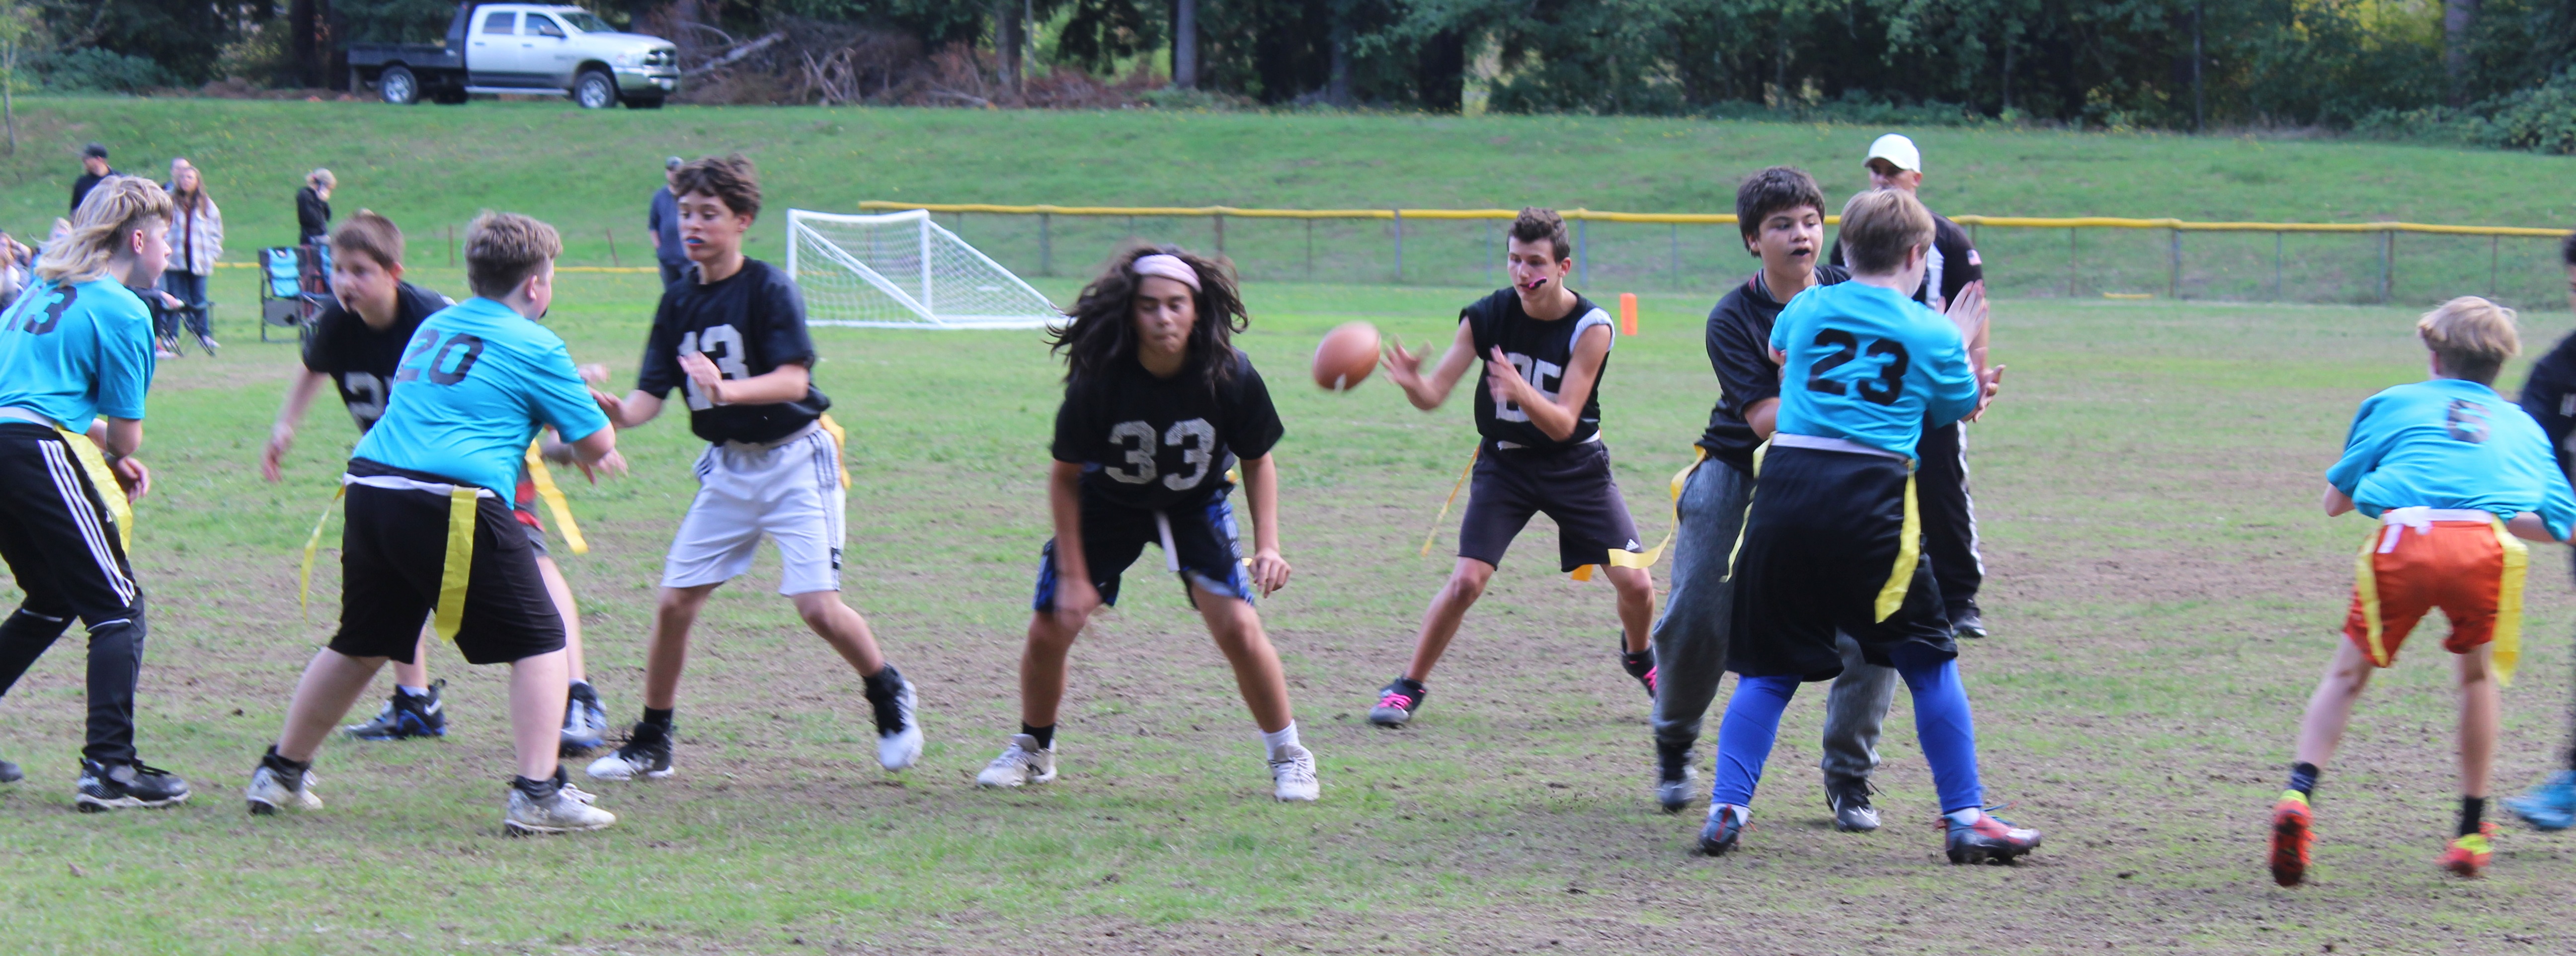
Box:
[4,41,15,156]
[1173,0,1198,88]
[1415,29,1463,112]
[1326,0,1351,106]
[290,0,319,87]
[2000,40,2012,113]
[993,0,1022,99]
[2191,0,2203,132]
[2445,0,2481,106]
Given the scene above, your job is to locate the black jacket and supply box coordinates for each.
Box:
[71,170,114,215]
[296,186,331,242]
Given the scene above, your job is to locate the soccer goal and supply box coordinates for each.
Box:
[787,209,1062,329]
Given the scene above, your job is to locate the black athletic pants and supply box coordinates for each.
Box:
[1916,420,1982,622]
[0,424,147,765]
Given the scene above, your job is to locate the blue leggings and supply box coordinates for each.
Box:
[1710,643,1983,813]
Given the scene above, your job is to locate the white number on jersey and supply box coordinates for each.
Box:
[1493,352,1563,424]
[341,371,387,428]
[1100,418,1219,489]
[679,324,753,411]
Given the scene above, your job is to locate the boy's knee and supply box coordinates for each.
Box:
[1445,565,1493,600]
[1606,566,1653,597]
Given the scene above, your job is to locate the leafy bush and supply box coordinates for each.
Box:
[41,48,168,93]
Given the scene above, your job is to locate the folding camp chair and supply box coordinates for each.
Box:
[259,246,333,343]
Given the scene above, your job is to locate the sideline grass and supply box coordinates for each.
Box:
[0,274,2573,953]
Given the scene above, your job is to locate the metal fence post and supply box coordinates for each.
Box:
[1578,217,1591,289]
[2272,231,2282,300]
[2491,235,2501,299]
[2168,227,2181,299]
[2380,229,2394,304]
[1484,220,1493,288]
[1038,212,1052,276]
[1669,222,1680,290]
[1214,213,1224,257]
[1391,210,1403,283]
[2066,227,2076,298]
[1303,219,1313,280]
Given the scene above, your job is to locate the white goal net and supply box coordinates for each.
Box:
[787,209,1062,329]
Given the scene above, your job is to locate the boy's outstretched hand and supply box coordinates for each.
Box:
[1251,547,1291,598]
[1379,337,1427,392]
[575,449,629,485]
[678,351,726,404]
[1969,364,2007,422]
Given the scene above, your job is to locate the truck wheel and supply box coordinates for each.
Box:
[379,66,419,105]
[623,95,664,110]
[574,70,617,109]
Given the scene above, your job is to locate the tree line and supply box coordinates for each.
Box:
[29,0,2576,135]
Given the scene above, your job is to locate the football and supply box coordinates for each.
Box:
[1312,321,1380,392]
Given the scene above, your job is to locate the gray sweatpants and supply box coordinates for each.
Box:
[1820,633,1899,786]
[1648,457,1753,748]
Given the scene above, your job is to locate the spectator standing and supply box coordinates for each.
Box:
[161,158,224,355]
[71,143,114,215]
[297,169,335,247]
[647,156,686,287]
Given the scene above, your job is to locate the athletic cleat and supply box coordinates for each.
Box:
[560,681,608,756]
[1655,743,1695,813]
[75,759,190,811]
[1952,608,1987,640]
[2504,770,2576,832]
[2441,822,2497,878]
[2269,790,2313,886]
[504,779,616,835]
[1699,803,1749,855]
[1944,808,2042,865]
[865,666,924,772]
[345,680,448,740]
[584,721,675,780]
[1270,743,1320,802]
[1368,678,1427,727]
[1826,779,1881,832]
[244,759,322,816]
[1620,644,1657,698]
[976,734,1057,787]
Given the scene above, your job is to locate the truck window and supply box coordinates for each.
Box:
[481,11,516,33]
[526,15,564,38]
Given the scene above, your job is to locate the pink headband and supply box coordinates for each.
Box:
[1131,254,1201,292]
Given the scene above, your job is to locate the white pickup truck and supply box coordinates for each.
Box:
[348,1,680,108]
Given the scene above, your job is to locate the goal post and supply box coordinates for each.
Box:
[786,208,1063,329]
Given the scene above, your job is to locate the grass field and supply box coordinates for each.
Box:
[7,97,2576,306]
[0,267,2573,953]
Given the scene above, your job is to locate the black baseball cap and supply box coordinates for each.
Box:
[80,142,107,159]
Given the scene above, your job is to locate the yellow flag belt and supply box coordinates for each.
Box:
[299,440,588,637]
[57,429,131,549]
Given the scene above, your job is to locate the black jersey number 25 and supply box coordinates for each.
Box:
[393,329,487,386]
[1804,329,1910,407]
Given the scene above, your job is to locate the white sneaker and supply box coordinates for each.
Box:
[1269,743,1319,802]
[867,669,924,771]
[244,765,321,815]
[505,784,617,834]
[975,734,1056,787]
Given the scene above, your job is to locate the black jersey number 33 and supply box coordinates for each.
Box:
[1103,418,1219,491]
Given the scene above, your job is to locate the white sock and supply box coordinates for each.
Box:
[1261,722,1301,760]
[396,684,430,698]
[1944,807,1984,827]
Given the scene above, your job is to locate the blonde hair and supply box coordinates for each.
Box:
[2417,296,2521,385]
[40,175,173,284]
[167,158,208,212]
[330,209,406,270]
[308,168,336,190]
[1837,189,1935,275]
[463,211,561,298]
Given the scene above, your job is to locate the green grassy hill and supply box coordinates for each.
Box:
[4,96,2574,274]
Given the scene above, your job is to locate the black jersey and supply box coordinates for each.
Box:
[1828,211,1982,312]
[636,258,831,444]
[1461,288,1615,451]
[300,281,452,432]
[1697,265,1850,472]
[1050,351,1284,511]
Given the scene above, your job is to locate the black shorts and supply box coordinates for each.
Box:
[1726,445,1954,681]
[330,461,566,666]
[1457,440,1643,573]
[0,424,142,626]
[1033,488,1252,611]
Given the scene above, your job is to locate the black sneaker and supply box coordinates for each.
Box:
[1368,678,1427,727]
[863,666,923,771]
[344,680,448,740]
[1699,803,1749,855]
[76,758,190,811]
[1826,778,1880,832]
[1655,741,1694,813]
[0,756,20,783]
[1621,644,1657,698]
[1951,607,1987,640]
[1945,808,2042,864]
[583,720,675,780]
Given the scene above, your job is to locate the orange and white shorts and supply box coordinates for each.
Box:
[2341,507,2525,681]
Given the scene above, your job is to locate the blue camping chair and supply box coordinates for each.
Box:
[258,245,332,343]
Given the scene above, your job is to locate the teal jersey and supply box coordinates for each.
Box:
[350,297,608,508]
[0,277,156,429]
[1769,281,1977,457]
[2327,378,2576,540]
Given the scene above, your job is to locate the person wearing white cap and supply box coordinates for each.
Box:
[1818,131,2000,830]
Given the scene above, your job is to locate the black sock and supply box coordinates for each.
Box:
[642,707,674,730]
[2460,796,2488,837]
[1022,723,1054,750]
[260,745,311,777]
[512,766,567,800]
[862,664,904,699]
[1621,648,1655,678]
[2286,762,2320,797]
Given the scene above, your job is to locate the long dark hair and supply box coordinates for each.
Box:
[1046,244,1249,391]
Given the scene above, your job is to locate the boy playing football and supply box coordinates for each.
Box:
[1364,207,1656,728]
[2269,296,2574,883]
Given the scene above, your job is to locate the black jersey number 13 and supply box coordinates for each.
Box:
[1804,329,1910,407]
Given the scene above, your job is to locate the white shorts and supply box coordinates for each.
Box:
[661,425,845,595]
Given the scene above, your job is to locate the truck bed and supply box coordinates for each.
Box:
[346,43,463,70]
